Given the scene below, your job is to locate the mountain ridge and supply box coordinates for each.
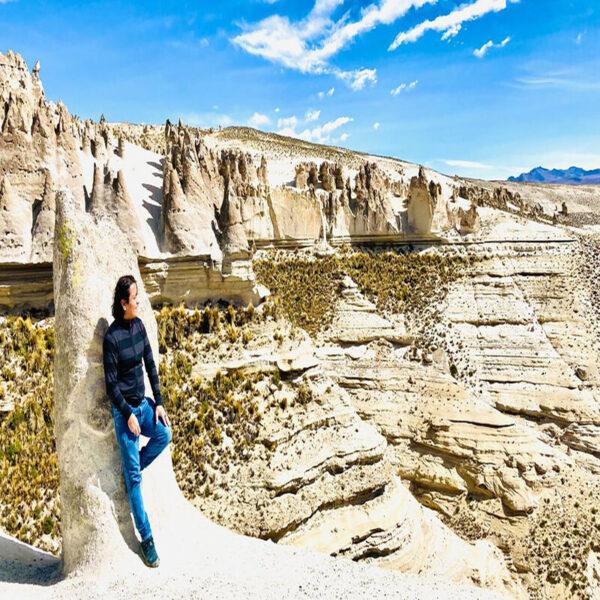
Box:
[509,165,600,185]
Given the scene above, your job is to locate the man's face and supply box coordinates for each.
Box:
[121,282,139,320]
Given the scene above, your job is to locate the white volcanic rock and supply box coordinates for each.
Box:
[326,354,561,514]
[181,303,524,598]
[31,170,55,262]
[325,275,413,345]
[282,476,517,590]
[193,361,523,598]
[0,51,84,263]
[407,167,437,236]
[0,175,30,261]
[445,245,600,425]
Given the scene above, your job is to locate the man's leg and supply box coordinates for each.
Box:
[112,406,153,542]
[139,397,172,472]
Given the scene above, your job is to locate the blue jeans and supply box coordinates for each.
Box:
[111,396,172,542]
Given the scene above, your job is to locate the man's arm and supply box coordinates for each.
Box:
[140,320,163,406]
[103,333,133,420]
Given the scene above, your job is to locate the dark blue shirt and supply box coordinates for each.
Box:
[102,316,162,420]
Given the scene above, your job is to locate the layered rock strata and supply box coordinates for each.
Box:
[184,311,523,599]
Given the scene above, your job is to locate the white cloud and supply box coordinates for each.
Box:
[305,109,321,122]
[321,116,352,135]
[248,112,272,127]
[340,133,349,141]
[319,86,336,98]
[276,127,298,137]
[277,115,353,143]
[180,112,234,128]
[513,77,600,91]
[275,107,281,112]
[336,67,377,90]
[232,0,436,89]
[576,32,583,44]
[391,79,418,95]
[441,23,461,40]
[445,159,491,169]
[277,115,299,128]
[373,122,380,130]
[474,40,493,57]
[390,0,519,49]
[473,35,510,58]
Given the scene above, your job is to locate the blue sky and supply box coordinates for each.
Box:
[1,0,599,179]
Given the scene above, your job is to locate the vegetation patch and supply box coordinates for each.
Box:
[254,255,342,337]
[254,249,471,345]
[160,356,273,499]
[0,316,59,554]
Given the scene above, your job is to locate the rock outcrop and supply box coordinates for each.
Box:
[0,52,478,271]
[0,50,84,263]
[407,167,436,235]
[0,175,30,260]
[218,177,252,275]
[30,169,55,262]
[456,204,480,234]
[87,165,146,254]
[182,305,523,598]
[159,127,222,258]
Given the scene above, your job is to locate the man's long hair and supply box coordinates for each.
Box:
[112,274,137,321]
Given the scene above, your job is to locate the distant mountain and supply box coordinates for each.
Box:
[508,166,600,185]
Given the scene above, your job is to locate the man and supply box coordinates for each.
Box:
[103,274,171,567]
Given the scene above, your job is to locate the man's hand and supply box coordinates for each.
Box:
[127,413,141,436]
[155,404,170,428]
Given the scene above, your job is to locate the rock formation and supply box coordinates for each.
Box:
[295,163,310,188]
[348,162,396,235]
[87,165,146,255]
[184,277,524,598]
[30,169,55,262]
[218,176,252,275]
[160,164,202,253]
[159,126,223,258]
[407,167,436,235]
[0,51,84,263]
[456,204,480,234]
[0,175,30,261]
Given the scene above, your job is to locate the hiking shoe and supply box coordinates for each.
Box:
[140,536,160,567]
